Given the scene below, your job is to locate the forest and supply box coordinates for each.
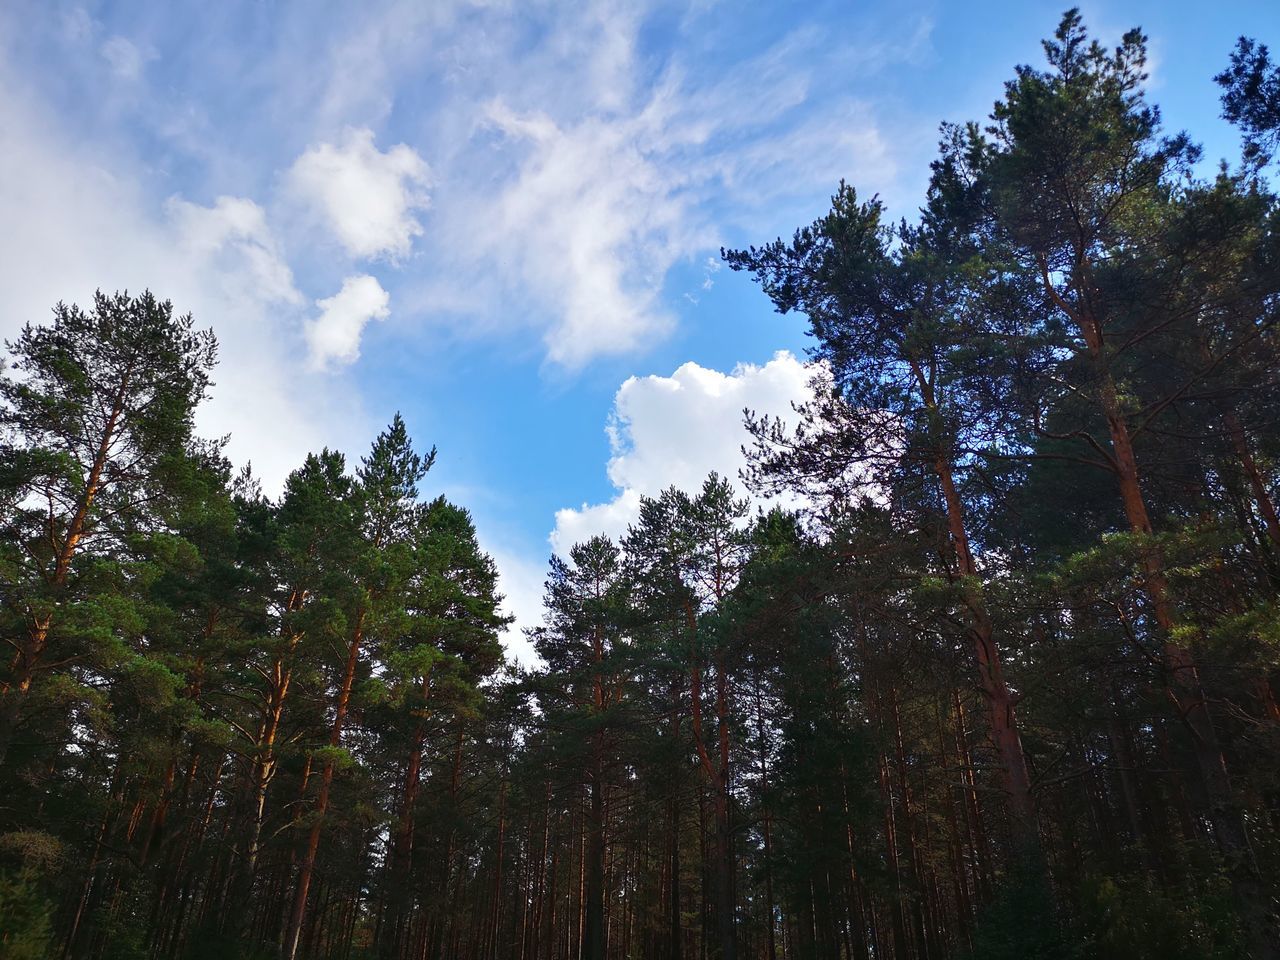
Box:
[3,9,1280,960]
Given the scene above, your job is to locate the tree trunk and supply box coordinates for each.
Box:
[0,376,129,767]
[583,747,606,960]
[282,612,365,960]
[933,452,1037,855]
[1051,275,1278,957]
[908,357,1038,856]
[1225,411,1280,553]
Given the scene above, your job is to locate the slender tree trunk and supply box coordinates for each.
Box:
[1094,336,1248,849]
[669,791,683,960]
[690,652,735,960]
[382,674,431,958]
[907,358,1038,856]
[933,452,1037,855]
[669,682,684,960]
[1225,412,1280,552]
[0,374,130,767]
[490,779,508,960]
[889,688,930,960]
[283,612,365,960]
[754,683,778,960]
[1048,275,1278,956]
[686,601,735,960]
[583,748,606,960]
[583,622,608,960]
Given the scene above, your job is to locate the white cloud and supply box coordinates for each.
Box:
[701,256,721,290]
[100,36,153,80]
[0,70,366,492]
[167,196,304,308]
[8,0,927,375]
[551,351,814,553]
[306,275,391,369]
[483,543,546,667]
[475,98,703,366]
[407,8,908,369]
[287,127,431,261]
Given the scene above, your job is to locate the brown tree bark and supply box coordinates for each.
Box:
[0,373,131,767]
[1042,265,1277,958]
[689,640,736,960]
[283,611,365,960]
[905,357,1038,856]
[381,673,432,958]
[1225,411,1280,553]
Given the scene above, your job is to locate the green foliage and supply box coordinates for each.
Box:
[967,868,1078,960]
[0,871,54,960]
[1072,868,1245,960]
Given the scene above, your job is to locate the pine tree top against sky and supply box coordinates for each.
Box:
[2,0,1275,662]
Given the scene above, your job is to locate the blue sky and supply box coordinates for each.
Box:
[2,0,1275,659]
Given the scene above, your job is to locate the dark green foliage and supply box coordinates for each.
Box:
[964,866,1076,960]
[1217,37,1280,168]
[0,871,55,960]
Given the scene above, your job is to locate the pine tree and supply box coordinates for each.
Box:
[0,291,216,768]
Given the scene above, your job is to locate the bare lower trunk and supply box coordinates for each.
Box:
[583,748,606,960]
[934,453,1037,854]
[282,614,364,960]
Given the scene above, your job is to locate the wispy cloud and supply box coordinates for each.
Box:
[472,95,702,366]
[3,0,931,371]
[100,35,155,81]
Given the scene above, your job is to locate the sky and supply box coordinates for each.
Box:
[1,0,1276,662]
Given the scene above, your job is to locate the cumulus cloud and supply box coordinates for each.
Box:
[306,274,391,369]
[287,127,431,261]
[551,351,814,553]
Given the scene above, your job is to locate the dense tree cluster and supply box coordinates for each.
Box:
[3,9,1280,960]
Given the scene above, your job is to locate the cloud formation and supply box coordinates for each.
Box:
[166,196,304,308]
[402,5,907,367]
[551,351,814,553]
[0,64,366,490]
[476,99,699,366]
[100,35,153,80]
[306,274,392,369]
[287,127,431,261]
[7,1,921,376]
